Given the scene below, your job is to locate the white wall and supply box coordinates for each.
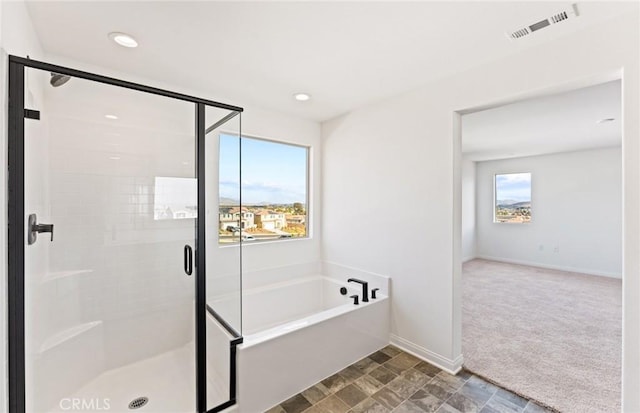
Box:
[461,158,476,262]
[476,147,622,278]
[321,11,640,410]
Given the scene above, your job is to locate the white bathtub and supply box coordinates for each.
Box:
[235,275,389,413]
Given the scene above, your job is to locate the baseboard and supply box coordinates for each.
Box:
[475,255,621,279]
[390,334,463,375]
[462,256,476,263]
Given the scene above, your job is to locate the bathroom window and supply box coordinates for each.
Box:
[219,134,309,244]
[494,173,531,223]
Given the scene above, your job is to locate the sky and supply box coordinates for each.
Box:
[495,173,531,203]
[219,134,307,204]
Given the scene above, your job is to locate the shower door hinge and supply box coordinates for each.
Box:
[24,109,40,120]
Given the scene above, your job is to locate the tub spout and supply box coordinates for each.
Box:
[347,278,369,302]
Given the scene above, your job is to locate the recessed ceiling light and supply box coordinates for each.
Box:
[108,32,138,48]
[597,118,615,124]
[105,114,118,120]
[294,93,311,102]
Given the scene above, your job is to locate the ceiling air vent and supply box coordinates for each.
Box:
[506,3,579,41]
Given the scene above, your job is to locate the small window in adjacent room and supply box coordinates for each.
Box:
[494,172,531,223]
[219,134,309,244]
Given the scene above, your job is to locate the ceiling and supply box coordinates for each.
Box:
[462,80,621,161]
[25,1,634,122]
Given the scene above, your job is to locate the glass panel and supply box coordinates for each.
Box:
[204,106,242,410]
[24,67,197,412]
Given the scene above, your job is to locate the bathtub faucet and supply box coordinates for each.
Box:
[347,278,369,303]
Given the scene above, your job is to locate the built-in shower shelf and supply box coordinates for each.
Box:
[40,269,93,284]
[39,320,103,354]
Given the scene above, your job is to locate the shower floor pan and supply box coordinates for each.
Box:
[45,343,225,413]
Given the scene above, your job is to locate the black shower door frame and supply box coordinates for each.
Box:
[7,55,243,413]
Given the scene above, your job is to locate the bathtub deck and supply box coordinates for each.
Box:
[243,308,319,335]
[265,345,553,413]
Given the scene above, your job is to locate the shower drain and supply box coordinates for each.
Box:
[128,397,149,410]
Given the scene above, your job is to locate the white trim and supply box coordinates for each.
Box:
[390,334,463,375]
[462,256,476,264]
[476,255,621,279]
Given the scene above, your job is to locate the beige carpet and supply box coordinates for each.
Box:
[462,259,622,413]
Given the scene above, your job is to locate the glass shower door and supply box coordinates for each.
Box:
[203,105,242,412]
[22,66,198,413]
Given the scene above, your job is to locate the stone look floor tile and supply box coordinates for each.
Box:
[495,389,528,409]
[353,357,380,374]
[386,375,423,399]
[368,350,392,364]
[323,373,350,393]
[369,365,397,385]
[467,376,499,393]
[302,383,331,404]
[354,374,385,396]
[401,368,431,388]
[371,387,404,410]
[264,347,542,413]
[436,404,463,413]
[459,379,497,405]
[336,383,368,408]
[380,345,402,358]
[480,405,502,413]
[349,397,391,413]
[393,400,425,413]
[484,394,525,413]
[422,378,457,401]
[446,393,482,413]
[341,365,366,382]
[305,395,350,413]
[456,370,473,381]
[280,393,312,413]
[384,353,420,375]
[414,361,442,377]
[409,389,445,412]
[433,371,467,390]
[523,401,554,413]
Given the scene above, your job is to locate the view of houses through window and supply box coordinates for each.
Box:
[495,172,531,223]
[219,134,308,244]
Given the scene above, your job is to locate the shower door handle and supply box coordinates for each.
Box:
[184,245,193,276]
[28,213,54,245]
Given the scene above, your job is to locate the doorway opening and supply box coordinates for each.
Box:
[455,78,623,413]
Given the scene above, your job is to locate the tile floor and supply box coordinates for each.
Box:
[265,345,555,413]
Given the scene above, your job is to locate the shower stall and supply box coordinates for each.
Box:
[7,56,243,413]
